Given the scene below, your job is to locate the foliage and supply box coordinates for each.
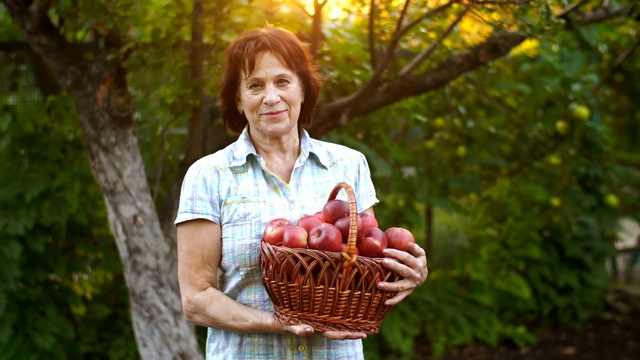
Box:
[336,6,639,358]
[0,60,137,359]
[1,0,639,359]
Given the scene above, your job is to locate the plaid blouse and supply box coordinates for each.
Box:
[175,127,379,359]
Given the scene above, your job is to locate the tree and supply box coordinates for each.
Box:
[1,0,200,357]
[1,0,638,358]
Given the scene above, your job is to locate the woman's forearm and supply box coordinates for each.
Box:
[182,285,280,334]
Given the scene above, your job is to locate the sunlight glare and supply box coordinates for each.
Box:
[299,0,353,20]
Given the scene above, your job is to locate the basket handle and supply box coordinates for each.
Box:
[327,182,358,289]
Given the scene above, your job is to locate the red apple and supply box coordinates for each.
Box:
[357,228,387,258]
[358,264,383,288]
[321,199,350,224]
[308,223,343,252]
[385,227,416,252]
[276,253,297,279]
[282,225,309,249]
[315,267,340,286]
[334,216,361,243]
[296,215,325,233]
[263,218,293,245]
[339,242,360,256]
[357,212,379,241]
[291,273,310,286]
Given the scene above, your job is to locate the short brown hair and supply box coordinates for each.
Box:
[219,25,323,134]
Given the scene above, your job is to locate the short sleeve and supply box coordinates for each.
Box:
[354,152,379,212]
[174,161,221,225]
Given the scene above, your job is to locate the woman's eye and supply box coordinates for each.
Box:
[277,79,290,86]
[248,83,262,90]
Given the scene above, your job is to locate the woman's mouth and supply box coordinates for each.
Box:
[262,110,286,117]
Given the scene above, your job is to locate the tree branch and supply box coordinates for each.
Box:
[555,0,590,19]
[311,2,635,137]
[397,0,457,41]
[399,6,469,77]
[309,0,326,58]
[24,0,50,32]
[326,0,420,113]
[312,31,527,137]
[577,4,637,25]
[557,2,637,29]
[368,0,377,70]
[595,35,640,93]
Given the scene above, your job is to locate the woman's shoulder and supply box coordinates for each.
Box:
[189,141,243,171]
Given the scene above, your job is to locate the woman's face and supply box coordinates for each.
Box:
[237,51,304,141]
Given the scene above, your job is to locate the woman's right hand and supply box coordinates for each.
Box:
[321,330,367,340]
[274,316,367,340]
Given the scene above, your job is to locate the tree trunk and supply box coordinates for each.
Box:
[1,1,203,358]
[72,77,202,359]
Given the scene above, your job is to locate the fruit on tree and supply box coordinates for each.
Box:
[384,227,416,252]
[604,194,620,208]
[572,104,591,121]
[308,223,343,252]
[548,155,562,166]
[433,117,446,128]
[263,218,293,245]
[555,120,570,135]
[282,225,309,249]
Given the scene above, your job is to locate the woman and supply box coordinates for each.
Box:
[175,25,428,359]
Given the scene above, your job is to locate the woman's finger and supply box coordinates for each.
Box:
[322,330,367,340]
[383,289,411,306]
[275,317,314,337]
[382,244,428,284]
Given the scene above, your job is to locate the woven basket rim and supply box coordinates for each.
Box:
[259,182,399,334]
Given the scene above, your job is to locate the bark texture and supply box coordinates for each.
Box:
[2,1,202,358]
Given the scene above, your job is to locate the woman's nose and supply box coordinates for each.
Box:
[263,84,280,105]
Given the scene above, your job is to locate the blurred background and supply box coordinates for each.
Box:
[1,0,638,359]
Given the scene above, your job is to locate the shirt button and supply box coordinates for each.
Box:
[297,345,305,351]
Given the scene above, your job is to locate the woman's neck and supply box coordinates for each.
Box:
[250,131,301,183]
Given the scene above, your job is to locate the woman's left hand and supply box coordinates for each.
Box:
[377,243,428,305]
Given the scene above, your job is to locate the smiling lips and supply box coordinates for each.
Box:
[262,110,286,117]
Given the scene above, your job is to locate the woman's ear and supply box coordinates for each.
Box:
[236,99,244,114]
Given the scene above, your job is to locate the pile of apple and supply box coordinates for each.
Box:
[263,199,415,258]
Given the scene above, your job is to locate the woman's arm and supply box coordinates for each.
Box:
[176,218,366,339]
[177,219,280,332]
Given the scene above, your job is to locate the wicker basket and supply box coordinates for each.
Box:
[259,182,402,334]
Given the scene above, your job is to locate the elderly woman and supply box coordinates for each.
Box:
[175,25,428,359]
